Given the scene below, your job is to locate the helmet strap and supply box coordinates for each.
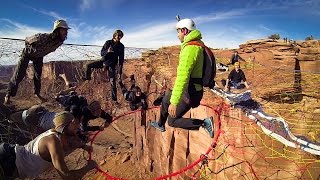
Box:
[181,28,190,36]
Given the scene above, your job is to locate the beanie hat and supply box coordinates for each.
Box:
[53,111,74,133]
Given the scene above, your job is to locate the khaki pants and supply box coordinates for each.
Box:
[7,49,44,97]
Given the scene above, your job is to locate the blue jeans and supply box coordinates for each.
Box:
[221,80,245,89]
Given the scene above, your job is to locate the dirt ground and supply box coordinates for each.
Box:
[0,60,158,179]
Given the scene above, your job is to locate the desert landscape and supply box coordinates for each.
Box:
[0,38,320,179]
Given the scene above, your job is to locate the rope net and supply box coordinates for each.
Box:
[0,37,150,66]
[0,38,319,179]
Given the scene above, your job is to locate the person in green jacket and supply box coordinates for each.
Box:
[150,18,214,138]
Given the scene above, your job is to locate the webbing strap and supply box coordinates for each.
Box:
[21,110,28,126]
[186,41,206,86]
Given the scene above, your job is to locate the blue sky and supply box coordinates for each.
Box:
[1,0,319,48]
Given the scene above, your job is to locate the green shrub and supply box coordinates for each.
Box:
[268,34,280,40]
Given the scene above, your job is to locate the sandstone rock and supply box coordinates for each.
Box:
[246,39,275,44]
[121,154,131,163]
[299,60,320,72]
[300,48,320,54]
[297,54,317,61]
[142,50,156,57]
[313,109,320,114]
[99,159,107,166]
[300,40,320,48]
[134,105,219,177]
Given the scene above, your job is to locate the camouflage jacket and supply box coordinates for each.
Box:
[24,33,63,58]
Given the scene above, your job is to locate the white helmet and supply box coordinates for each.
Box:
[176,18,196,30]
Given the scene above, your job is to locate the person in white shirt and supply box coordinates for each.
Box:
[0,111,96,179]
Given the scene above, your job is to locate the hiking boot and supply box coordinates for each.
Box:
[202,117,214,138]
[150,121,165,132]
[4,94,10,104]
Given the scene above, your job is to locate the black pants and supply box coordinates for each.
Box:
[157,89,204,130]
[0,143,17,179]
[7,49,43,97]
[84,60,104,80]
[119,82,135,99]
[84,59,118,101]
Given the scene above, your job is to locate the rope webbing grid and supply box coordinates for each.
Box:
[88,104,223,180]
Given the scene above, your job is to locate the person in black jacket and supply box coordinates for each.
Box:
[56,92,112,132]
[83,29,125,103]
[221,62,250,92]
[118,75,148,110]
[80,101,112,132]
[229,50,245,65]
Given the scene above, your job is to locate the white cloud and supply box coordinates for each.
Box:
[30,7,66,20]
[80,0,127,11]
[0,8,269,49]
[194,10,246,24]
[0,3,286,49]
[258,25,272,31]
[0,18,48,39]
[80,0,92,11]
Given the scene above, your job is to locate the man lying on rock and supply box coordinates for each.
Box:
[221,62,250,92]
[8,99,112,138]
[55,74,112,140]
[118,75,148,111]
[0,111,96,179]
[150,17,214,138]
[56,91,113,132]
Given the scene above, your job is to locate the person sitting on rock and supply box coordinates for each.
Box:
[83,30,125,104]
[229,50,245,65]
[118,75,148,111]
[150,17,214,138]
[222,62,249,92]
[0,111,96,179]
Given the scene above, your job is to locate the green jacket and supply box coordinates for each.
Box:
[170,30,204,105]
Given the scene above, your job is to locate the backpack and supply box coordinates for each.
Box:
[186,41,216,88]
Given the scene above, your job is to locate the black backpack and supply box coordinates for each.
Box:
[187,41,216,88]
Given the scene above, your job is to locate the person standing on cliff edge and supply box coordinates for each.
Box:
[4,20,70,104]
[150,16,214,138]
[83,30,125,105]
